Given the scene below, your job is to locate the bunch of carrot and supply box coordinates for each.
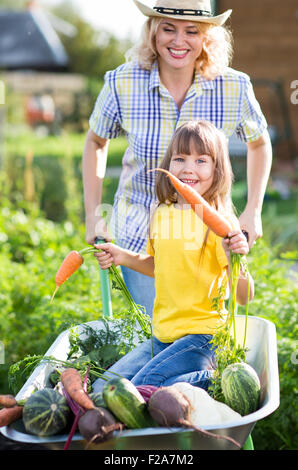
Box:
[50,248,88,302]
[61,367,93,450]
[0,395,23,427]
[50,247,151,338]
[61,368,95,412]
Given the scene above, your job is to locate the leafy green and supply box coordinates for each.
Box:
[8,355,45,396]
[67,316,147,370]
[209,253,249,402]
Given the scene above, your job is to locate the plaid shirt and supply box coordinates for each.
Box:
[89,61,267,253]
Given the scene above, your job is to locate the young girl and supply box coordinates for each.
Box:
[92,120,254,393]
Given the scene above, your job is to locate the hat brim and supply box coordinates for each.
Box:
[133,0,232,26]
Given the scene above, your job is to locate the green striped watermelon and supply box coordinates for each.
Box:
[103,378,154,429]
[89,392,107,408]
[23,388,71,436]
[221,362,261,416]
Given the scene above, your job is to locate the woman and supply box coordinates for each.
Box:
[83,0,272,317]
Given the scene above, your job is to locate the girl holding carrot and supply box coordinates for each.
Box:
[92,120,254,392]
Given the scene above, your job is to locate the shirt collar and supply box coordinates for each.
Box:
[194,73,215,92]
[149,61,215,94]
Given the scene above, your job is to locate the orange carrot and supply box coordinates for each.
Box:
[0,406,23,427]
[149,168,233,238]
[51,250,84,302]
[61,368,95,411]
[0,394,17,408]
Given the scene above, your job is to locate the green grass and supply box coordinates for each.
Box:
[5,130,127,167]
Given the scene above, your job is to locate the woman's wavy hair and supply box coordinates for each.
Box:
[125,17,233,80]
[156,120,234,215]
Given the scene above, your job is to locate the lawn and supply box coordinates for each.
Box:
[5,130,127,167]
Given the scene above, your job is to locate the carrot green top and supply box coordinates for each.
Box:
[147,203,232,342]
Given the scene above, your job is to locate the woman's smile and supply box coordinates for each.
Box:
[168,48,190,59]
[156,19,205,71]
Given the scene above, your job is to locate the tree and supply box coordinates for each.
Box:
[48,1,132,79]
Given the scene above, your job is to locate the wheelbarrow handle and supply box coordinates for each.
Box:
[95,237,113,319]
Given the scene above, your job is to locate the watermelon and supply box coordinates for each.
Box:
[103,378,154,429]
[23,388,71,436]
[89,392,107,408]
[221,362,261,416]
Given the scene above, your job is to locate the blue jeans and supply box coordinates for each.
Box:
[92,334,216,394]
[120,266,155,319]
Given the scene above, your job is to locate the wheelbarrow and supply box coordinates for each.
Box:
[0,245,280,450]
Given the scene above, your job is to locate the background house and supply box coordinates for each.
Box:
[219,0,298,167]
[0,4,69,71]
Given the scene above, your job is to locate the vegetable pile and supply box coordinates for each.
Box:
[0,360,261,450]
[1,319,261,450]
[0,373,255,449]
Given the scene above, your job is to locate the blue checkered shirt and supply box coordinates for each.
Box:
[89,61,267,253]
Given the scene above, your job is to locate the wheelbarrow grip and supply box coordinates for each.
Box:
[95,237,113,318]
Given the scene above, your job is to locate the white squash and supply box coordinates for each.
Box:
[171,382,242,426]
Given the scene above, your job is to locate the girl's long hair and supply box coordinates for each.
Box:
[156,120,234,215]
[125,17,233,80]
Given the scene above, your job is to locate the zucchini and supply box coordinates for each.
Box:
[103,378,154,429]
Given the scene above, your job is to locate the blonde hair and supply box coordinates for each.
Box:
[156,120,234,215]
[125,17,233,80]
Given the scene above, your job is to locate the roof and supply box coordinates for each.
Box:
[0,7,69,71]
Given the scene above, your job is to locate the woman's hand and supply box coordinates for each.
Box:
[222,230,249,259]
[242,130,272,248]
[238,209,262,248]
[93,242,126,270]
[85,214,112,245]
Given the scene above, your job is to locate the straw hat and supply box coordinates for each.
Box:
[133,0,232,26]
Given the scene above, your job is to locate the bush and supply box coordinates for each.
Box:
[238,240,298,450]
[3,131,127,222]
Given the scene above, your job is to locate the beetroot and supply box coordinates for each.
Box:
[148,386,241,448]
[135,385,159,403]
[148,386,191,425]
[78,407,122,445]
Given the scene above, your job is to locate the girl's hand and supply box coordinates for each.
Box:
[222,230,249,258]
[93,243,125,269]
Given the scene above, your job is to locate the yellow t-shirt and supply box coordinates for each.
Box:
[146,203,230,343]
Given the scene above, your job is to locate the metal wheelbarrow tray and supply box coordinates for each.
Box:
[0,315,279,450]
